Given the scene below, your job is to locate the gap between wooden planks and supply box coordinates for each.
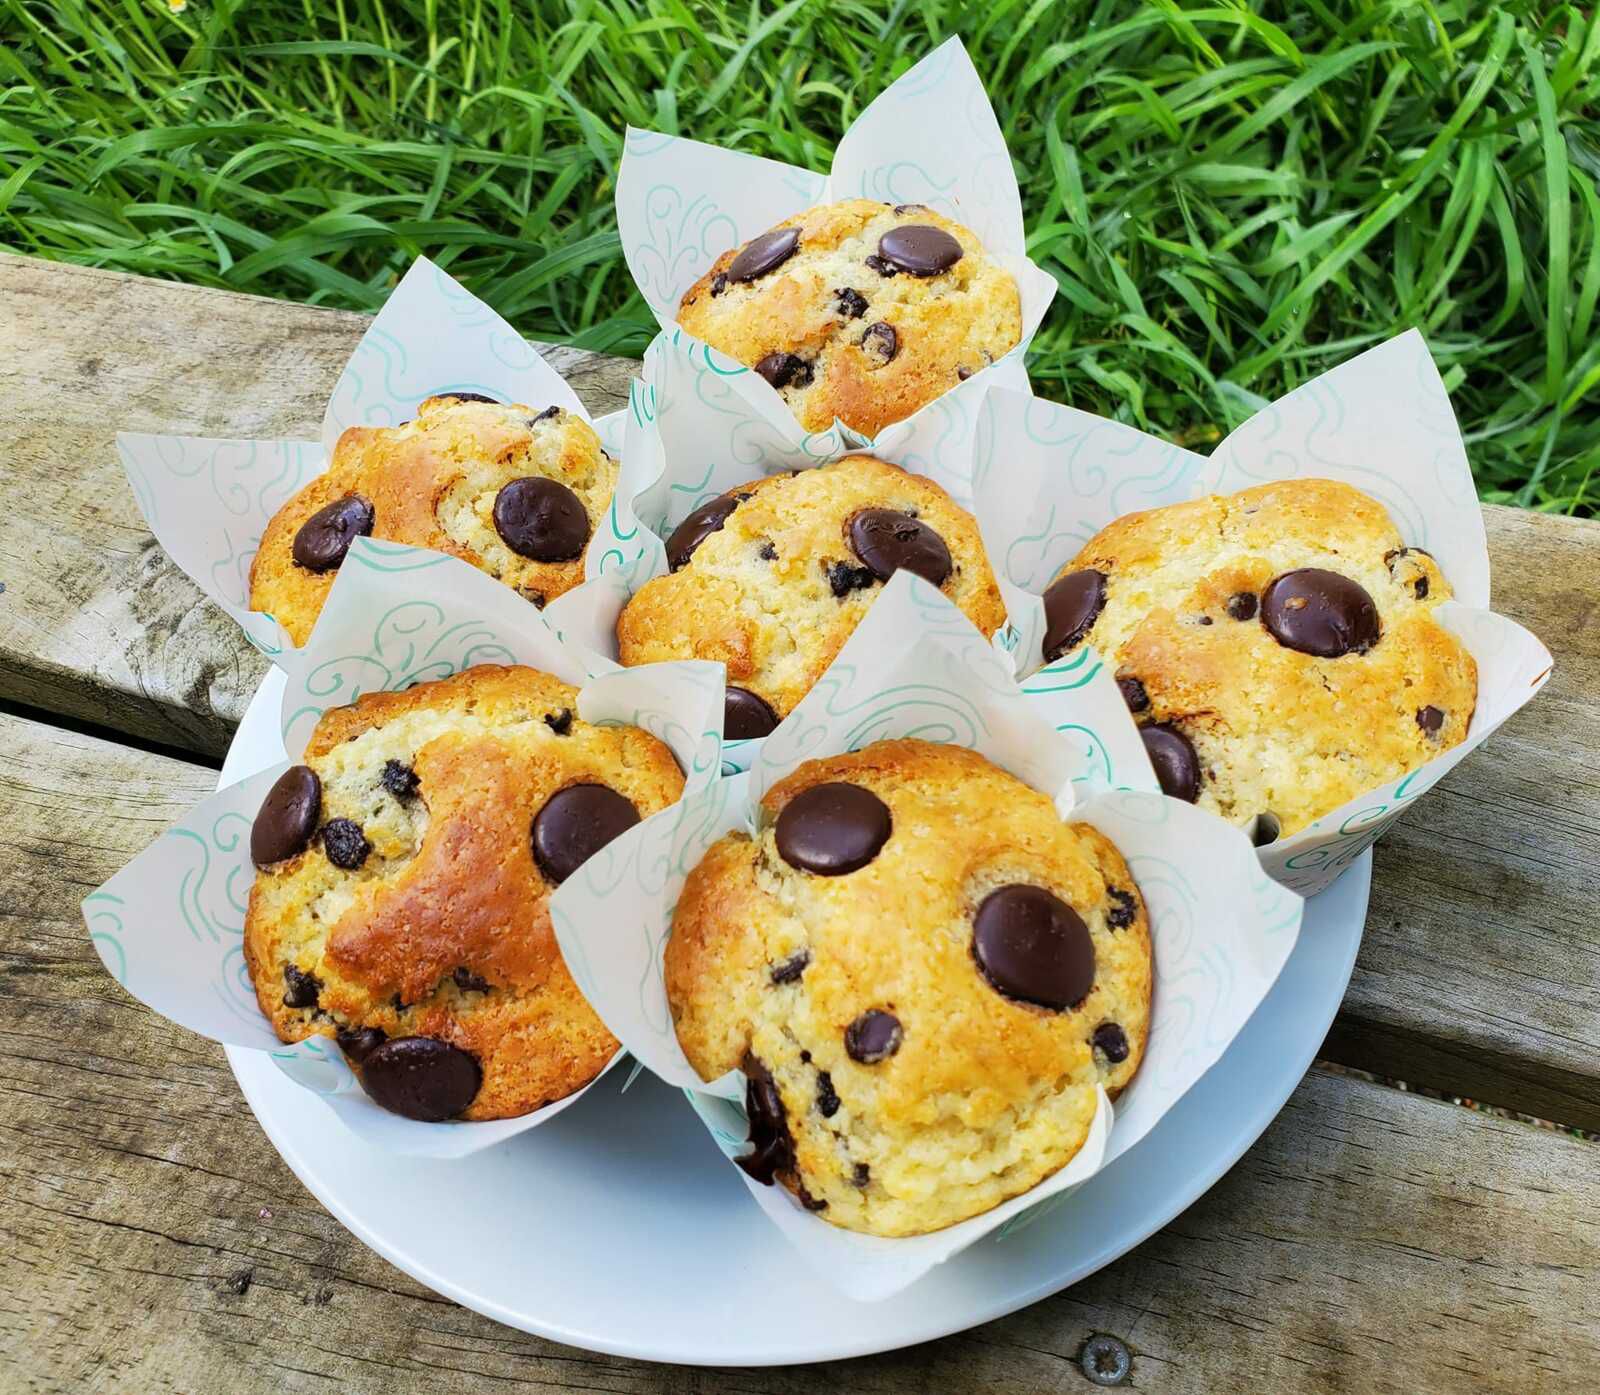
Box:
[1,708,1596,1394]
[1,253,1597,1136]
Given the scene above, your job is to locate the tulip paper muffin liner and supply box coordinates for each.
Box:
[81,537,724,1159]
[549,572,1304,1301]
[614,36,1057,454]
[115,255,628,663]
[545,330,1021,772]
[972,331,1554,898]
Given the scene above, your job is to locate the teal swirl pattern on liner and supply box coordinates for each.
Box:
[82,892,126,985]
[631,185,739,312]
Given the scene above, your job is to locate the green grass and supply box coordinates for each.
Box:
[2,1,1597,511]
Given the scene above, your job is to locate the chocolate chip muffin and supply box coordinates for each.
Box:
[243,664,683,1122]
[676,199,1022,437]
[665,739,1150,1236]
[1040,478,1478,840]
[616,455,1006,741]
[251,394,614,645]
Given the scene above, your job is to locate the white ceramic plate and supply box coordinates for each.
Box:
[223,667,1368,1366]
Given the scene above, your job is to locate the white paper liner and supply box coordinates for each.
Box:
[82,538,724,1159]
[613,36,1057,455]
[546,331,1023,772]
[115,255,629,662]
[549,573,1303,1300]
[972,331,1554,897]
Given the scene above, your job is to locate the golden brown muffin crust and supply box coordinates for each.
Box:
[665,739,1150,1236]
[244,664,684,1121]
[676,199,1022,436]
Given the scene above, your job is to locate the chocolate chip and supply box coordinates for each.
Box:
[1042,569,1108,661]
[816,1071,840,1117]
[754,352,812,391]
[281,964,321,1009]
[710,272,728,296]
[1142,725,1201,803]
[727,227,800,282]
[1107,888,1138,928]
[844,1009,903,1064]
[358,1036,482,1121]
[1092,1023,1130,1064]
[757,540,778,561]
[826,560,878,597]
[852,1162,871,1187]
[736,1054,794,1185]
[544,707,574,735]
[1416,705,1445,736]
[725,686,779,740]
[799,1050,811,1063]
[452,967,489,993]
[1226,591,1258,621]
[321,818,370,870]
[1414,574,1429,600]
[864,253,898,277]
[860,321,898,366]
[529,405,562,424]
[1261,569,1380,658]
[1196,615,1213,626]
[665,493,742,571]
[531,784,641,884]
[251,766,321,867]
[492,477,589,562]
[436,391,498,404]
[336,1026,385,1064]
[769,949,811,985]
[774,782,892,876]
[972,885,1096,1011]
[1117,676,1149,713]
[381,760,419,800]
[292,494,374,572]
[835,287,868,319]
[892,202,927,214]
[876,224,963,276]
[797,1184,828,1211]
[847,509,952,587]
[957,366,974,381]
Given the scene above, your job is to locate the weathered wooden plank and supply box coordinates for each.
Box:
[2,710,1596,1393]
[0,255,634,757]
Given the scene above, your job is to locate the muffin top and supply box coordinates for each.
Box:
[676,199,1022,437]
[665,739,1151,1236]
[243,664,684,1122]
[615,455,1006,738]
[251,394,614,645]
[1044,478,1478,839]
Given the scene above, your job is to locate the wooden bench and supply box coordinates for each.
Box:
[2,254,1596,1393]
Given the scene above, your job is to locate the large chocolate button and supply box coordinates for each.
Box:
[774,782,891,875]
[1042,569,1107,661]
[664,494,742,571]
[736,1055,794,1184]
[847,509,952,586]
[1141,724,1200,802]
[492,477,589,562]
[359,1036,481,1121]
[292,493,374,572]
[844,1009,903,1064]
[251,765,321,867]
[877,224,963,276]
[532,784,641,884]
[727,227,800,282]
[972,884,1095,1011]
[1261,569,1380,658]
[725,686,779,741]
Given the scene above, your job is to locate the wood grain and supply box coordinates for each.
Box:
[2,710,1595,1394]
[0,255,633,757]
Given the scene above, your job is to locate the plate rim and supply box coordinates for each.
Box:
[222,666,1368,1366]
